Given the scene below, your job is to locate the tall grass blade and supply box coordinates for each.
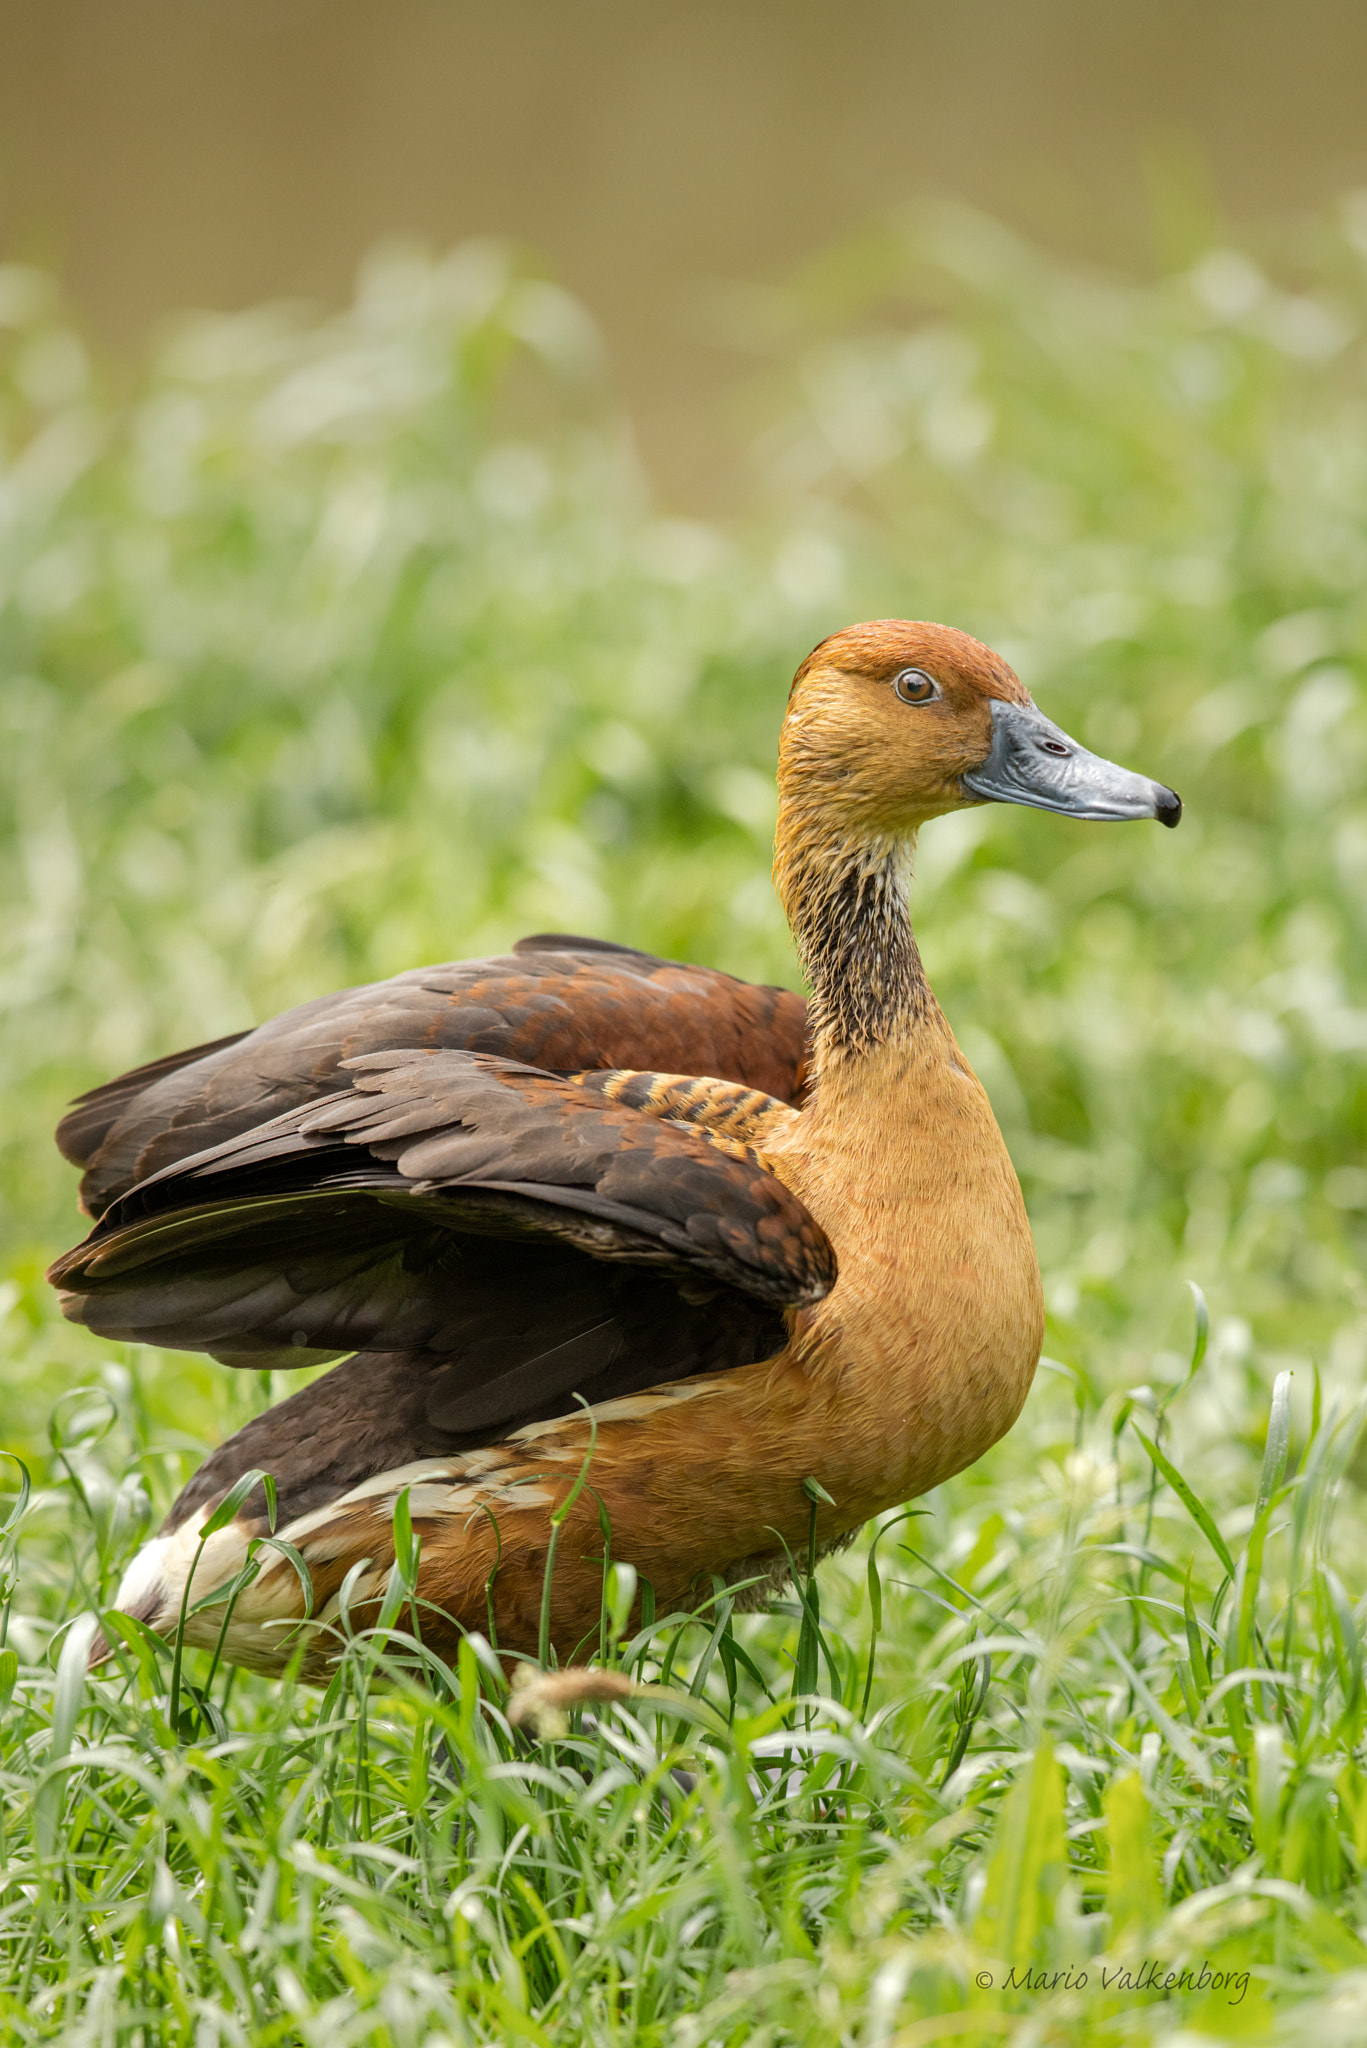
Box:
[1131,1425,1236,1579]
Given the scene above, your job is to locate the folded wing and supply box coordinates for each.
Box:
[50,1049,834,1499]
[58,935,810,1219]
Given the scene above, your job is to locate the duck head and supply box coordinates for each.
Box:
[780,619,1181,834]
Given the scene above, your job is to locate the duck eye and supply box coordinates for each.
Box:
[893,668,940,705]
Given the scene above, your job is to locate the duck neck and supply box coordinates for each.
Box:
[775,803,932,1077]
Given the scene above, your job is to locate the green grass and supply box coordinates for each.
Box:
[8,207,1367,2038]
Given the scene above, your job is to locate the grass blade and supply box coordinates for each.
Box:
[1131,1425,1236,1579]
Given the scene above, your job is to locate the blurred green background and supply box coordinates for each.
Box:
[5,1,1367,1497]
[9,0,1367,509]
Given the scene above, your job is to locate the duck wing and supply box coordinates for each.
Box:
[54,1030,254,1174]
[49,1048,833,1521]
[58,935,809,1220]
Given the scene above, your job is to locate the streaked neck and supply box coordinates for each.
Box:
[775,811,930,1071]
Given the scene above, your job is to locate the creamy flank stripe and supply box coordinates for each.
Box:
[104,1370,733,1668]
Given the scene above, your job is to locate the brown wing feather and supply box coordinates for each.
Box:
[60,937,809,1219]
[53,1049,833,1318]
[49,1048,833,1526]
[55,1030,252,1169]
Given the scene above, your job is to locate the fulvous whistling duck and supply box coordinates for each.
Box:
[49,621,1180,1681]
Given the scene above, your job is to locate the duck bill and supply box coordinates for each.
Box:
[961,699,1181,826]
